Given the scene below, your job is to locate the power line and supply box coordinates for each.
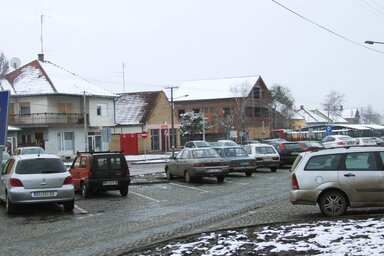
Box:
[272,0,384,54]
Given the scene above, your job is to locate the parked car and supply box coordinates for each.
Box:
[289,146,384,217]
[297,141,325,152]
[69,151,131,197]
[217,140,239,147]
[14,146,45,155]
[212,146,257,176]
[164,148,229,183]
[354,137,377,146]
[370,137,384,146]
[183,140,211,148]
[2,151,10,168]
[241,140,261,145]
[243,143,280,172]
[269,141,304,166]
[0,154,75,214]
[320,135,357,148]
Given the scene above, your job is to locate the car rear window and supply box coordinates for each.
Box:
[284,143,302,150]
[256,146,276,154]
[94,155,127,171]
[223,148,248,157]
[192,149,219,158]
[16,159,67,174]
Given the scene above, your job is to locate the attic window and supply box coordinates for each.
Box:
[97,104,107,117]
[252,87,261,99]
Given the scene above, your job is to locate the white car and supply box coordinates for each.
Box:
[320,135,357,148]
[243,143,280,172]
[0,154,75,214]
[354,137,377,146]
[217,140,239,147]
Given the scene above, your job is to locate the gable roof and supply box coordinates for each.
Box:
[178,76,266,101]
[115,91,162,125]
[2,60,114,97]
[296,106,348,124]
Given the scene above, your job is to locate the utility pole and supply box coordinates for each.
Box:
[83,91,88,151]
[165,86,178,157]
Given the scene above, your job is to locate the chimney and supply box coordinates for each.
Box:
[38,54,44,62]
[300,105,304,110]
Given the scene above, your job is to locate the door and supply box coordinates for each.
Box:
[88,135,102,152]
[338,152,384,204]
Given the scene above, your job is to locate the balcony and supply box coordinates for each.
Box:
[8,113,89,127]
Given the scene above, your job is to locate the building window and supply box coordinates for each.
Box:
[21,133,32,144]
[245,107,253,117]
[178,109,185,117]
[151,129,160,151]
[57,132,74,151]
[193,108,200,113]
[20,102,31,115]
[223,107,231,117]
[253,87,261,99]
[97,104,108,117]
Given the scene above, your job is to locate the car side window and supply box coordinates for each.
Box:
[80,157,87,168]
[305,154,342,170]
[2,159,15,174]
[181,150,191,159]
[345,152,377,170]
[73,157,81,168]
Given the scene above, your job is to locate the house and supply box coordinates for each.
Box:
[0,55,115,158]
[174,76,272,143]
[112,91,179,154]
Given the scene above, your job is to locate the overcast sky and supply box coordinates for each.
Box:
[2,0,384,112]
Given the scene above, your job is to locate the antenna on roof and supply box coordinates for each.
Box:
[10,58,21,69]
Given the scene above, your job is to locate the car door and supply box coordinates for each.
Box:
[0,159,15,201]
[338,151,384,203]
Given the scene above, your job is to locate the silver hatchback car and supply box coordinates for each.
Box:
[0,154,75,214]
[289,146,384,216]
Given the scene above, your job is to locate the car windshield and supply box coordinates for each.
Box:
[192,149,219,158]
[256,146,276,154]
[16,159,67,174]
[223,148,248,157]
[22,148,45,154]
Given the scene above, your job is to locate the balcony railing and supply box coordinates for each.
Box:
[8,113,88,126]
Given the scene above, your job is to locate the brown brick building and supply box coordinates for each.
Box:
[174,76,272,143]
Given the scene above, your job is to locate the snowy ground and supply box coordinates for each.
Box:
[136,218,384,255]
[125,153,170,163]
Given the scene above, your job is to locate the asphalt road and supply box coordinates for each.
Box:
[0,164,330,256]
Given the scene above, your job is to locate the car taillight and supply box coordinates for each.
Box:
[337,141,346,145]
[63,176,73,185]
[291,174,300,190]
[10,178,24,187]
[126,167,131,177]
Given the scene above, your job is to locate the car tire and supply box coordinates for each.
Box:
[319,190,348,217]
[270,167,277,172]
[165,168,173,180]
[63,199,75,212]
[5,193,16,214]
[245,171,252,177]
[120,186,129,197]
[185,171,193,183]
[217,176,225,183]
[81,182,89,198]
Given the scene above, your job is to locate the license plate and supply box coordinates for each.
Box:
[291,152,299,155]
[206,169,221,173]
[103,180,118,186]
[240,162,250,166]
[32,191,57,197]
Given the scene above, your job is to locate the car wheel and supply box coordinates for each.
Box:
[165,168,173,180]
[319,190,347,217]
[63,199,75,212]
[185,171,193,183]
[81,182,89,198]
[245,171,252,177]
[120,186,129,197]
[270,167,277,172]
[217,176,225,183]
[5,193,16,214]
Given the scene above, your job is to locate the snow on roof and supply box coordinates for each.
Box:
[5,60,115,97]
[341,108,358,119]
[178,76,261,101]
[115,91,160,125]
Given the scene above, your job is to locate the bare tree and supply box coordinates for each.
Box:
[270,84,295,129]
[0,51,9,79]
[321,90,345,122]
[361,105,382,124]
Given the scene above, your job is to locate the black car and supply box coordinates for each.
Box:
[269,141,304,166]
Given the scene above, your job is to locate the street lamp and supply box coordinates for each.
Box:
[365,40,384,45]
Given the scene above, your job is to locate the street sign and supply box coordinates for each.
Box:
[0,91,10,146]
[325,125,333,136]
[141,131,148,138]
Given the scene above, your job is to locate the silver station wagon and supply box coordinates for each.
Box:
[0,154,75,214]
[289,146,384,216]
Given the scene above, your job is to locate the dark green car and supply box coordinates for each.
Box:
[213,146,257,176]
